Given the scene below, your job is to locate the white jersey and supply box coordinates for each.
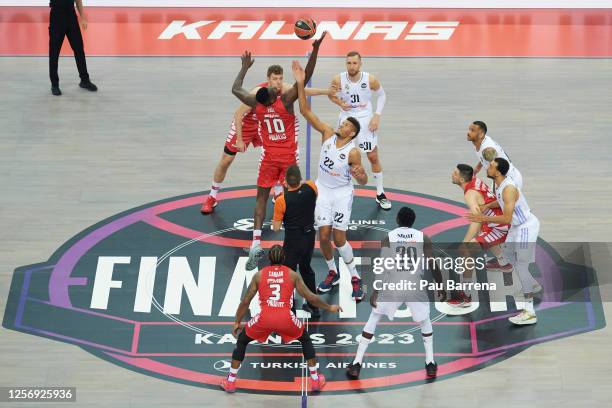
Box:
[495,177,532,227]
[387,227,425,276]
[338,71,372,118]
[317,134,355,189]
[477,135,523,188]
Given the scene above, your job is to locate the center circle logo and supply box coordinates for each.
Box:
[2,186,604,394]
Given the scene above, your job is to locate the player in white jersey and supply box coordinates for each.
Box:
[292,60,369,302]
[329,51,391,211]
[346,207,446,379]
[467,121,523,189]
[467,158,541,325]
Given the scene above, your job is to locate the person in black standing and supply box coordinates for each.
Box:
[49,0,97,96]
[272,165,320,318]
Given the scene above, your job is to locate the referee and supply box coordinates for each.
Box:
[49,0,97,96]
[272,165,320,318]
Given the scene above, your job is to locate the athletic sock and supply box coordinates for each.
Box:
[423,334,434,364]
[308,364,319,380]
[373,172,384,195]
[524,298,535,314]
[252,229,262,247]
[353,336,371,365]
[209,181,222,199]
[227,367,239,382]
[338,243,359,278]
[496,253,510,266]
[326,258,337,273]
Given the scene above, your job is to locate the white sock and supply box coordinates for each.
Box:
[372,172,384,195]
[423,334,434,364]
[496,254,510,266]
[524,298,535,314]
[227,366,239,382]
[326,258,337,273]
[353,336,371,365]
[252,229,262,247]
[338,243,359,278]
[516,261,539,294]
[308,364,319,380]
[273,183,283,196]
[209,181,222,199]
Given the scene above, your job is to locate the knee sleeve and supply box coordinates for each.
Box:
[232,330,253,362]
[298,331,316,360]
[363,311,383,335]
[337,242,354,264]
[419,318,433,335]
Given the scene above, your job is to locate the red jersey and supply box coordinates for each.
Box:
[255,96,298,157]
[240,81,269,135]
[464,178,509,229]
[258,265,294,311]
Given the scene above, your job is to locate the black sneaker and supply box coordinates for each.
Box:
[376,193,392,210]
[79,80,98,92]
[425,362,437,378]
[346,362,362,379]
[51,86,62,96]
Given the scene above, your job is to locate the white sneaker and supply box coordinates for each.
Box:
[509,310,537,325]
[376,193,392,210]
[246,244,264,270]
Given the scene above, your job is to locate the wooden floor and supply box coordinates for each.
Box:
[1,56,611,407]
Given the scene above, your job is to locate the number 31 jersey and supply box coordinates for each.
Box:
[317,134,355,189]
[338,71,373,118]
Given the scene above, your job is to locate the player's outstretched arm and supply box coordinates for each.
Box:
[466,185,516,225]
[292,60,335,137]
[292,271,341,313]
[349,148,368,185]
[231,51,257,107]
[284,32,327,104]
[233,271,260,336]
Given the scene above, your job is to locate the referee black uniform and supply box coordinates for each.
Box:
[272,166,319,317]
[49,0,97,95]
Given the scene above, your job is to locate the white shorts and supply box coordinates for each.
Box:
[315,183,353,231]
[504,214,540,263]
[338,113,377,153]
[508,165,523,190]
[372,301,430,322]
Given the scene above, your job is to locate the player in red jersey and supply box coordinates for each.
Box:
[200,65,335,214]
[449,164,512,309]
[231,32,327,270]
[221,245,341,393]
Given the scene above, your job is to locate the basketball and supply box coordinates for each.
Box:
[294,18,317,40]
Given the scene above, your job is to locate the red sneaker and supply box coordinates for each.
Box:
[200,196,217,214]
[310,373,326,392]
[447,291,472,308]
[486,259,513,273]
[220,378,236,393]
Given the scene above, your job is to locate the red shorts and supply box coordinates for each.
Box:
[245,309,304,343]
[476,224,508,249]
[224,121,261,154]
[257,154,297,188]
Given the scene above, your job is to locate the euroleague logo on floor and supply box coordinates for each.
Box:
[2,186,605,394]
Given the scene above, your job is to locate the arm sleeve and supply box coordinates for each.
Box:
[373,85,386,115]
[272,195,286,221]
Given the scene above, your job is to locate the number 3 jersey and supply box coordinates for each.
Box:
[255,96,298,159]
[258,265,295,311]
[317,134,355,189]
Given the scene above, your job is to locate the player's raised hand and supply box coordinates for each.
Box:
[328,304,343,313]
[240,51,254,70]
[292,60,306,84]
[312,30,327,48]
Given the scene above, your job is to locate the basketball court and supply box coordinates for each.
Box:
[1,1,612,407]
